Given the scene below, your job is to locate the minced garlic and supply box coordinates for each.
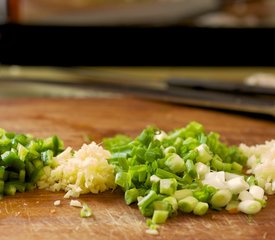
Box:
[37,142,115,198]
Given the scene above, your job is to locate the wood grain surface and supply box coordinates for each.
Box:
[0,97,274,240]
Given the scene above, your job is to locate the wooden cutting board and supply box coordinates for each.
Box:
[0,97,274,240]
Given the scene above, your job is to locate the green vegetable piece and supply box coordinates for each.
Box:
[12,134,28,146]
[165,153,185,173]
[193,202,209,216]
[178,196,198,213]
[138,190,158,216]
[196,144,212,164]
[184,121,204,138]
[17,143,29,161]
[173,189,193,201]
[115,172,131,190]
[30,167,45,183]
[155,168,183,184]
[223,163,232,172]
[173,138,183,152]
[80,203,93,218]
[182,173,193,184]
[125,188,139,205]
[163,196,178,215]
[151,181,159,193]
[238,200,262,215]
[152,210,169,224]
[163,146,176,155]
[210,189,232,208]
[27,140,40,152]
[41,150,54,166]
[159,178,177,196]
[211,155,224,171]
[1,151,25,170]
[5,132,15,139]
[153,201,171,211]
[7,181,25,193]
[41,136,60,154]
[232,162,243,173]
[182,150,199,162]
[26,149,40,161]
[193,189,210,202]
[103,134,132,152]
[0,128,5,137]
[25,160,35,177]
[138,127,155,146]
[185,159,197,178]
[246,176,257,186]
[0,135,11,147]
[4,183,16,195]
[32,159,44,169]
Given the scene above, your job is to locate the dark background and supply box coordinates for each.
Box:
[0,24,275,66]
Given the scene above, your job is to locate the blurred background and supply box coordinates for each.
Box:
[0,0,275,117]
[1,0,275,27]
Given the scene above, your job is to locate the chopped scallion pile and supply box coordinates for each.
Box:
[103,121,265,231]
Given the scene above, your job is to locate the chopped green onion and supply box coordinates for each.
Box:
[246,176,257,186]
[196,144,212,164]
[238,190,254,201]
[226,177,249,194]
[231,162,243,173]
[138,190,159,216]
[103,121,251,227]
[163,146,176,155]
[153,201,171,212]
[193,202,209,216]
[249,185,264,200]
[159,178,177,196]
[163,196,178,215]
[125,188,139,205]
[211,155,224,171]
[165,153,185,173]
[152,210,169,224]
[193,189,210,202]
[210,189,232,208]
[195,162,210,179]
[173,189,193,201]
[238,200,262,215]
[185,159,197,178]
[178,196,198,213]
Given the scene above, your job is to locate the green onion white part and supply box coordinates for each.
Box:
[239,140,275,195]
